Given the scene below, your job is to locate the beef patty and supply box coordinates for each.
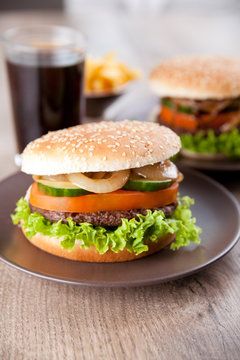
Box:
[30,201,178,227]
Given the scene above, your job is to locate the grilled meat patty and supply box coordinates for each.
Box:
[30,201,178,227]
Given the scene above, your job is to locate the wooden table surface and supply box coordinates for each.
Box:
[0,11,240,360]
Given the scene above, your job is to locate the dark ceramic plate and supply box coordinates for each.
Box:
[176,156,240,171]
[0,170,239,287]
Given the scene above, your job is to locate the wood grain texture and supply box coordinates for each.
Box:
[0,11,240,360]
[0,247,240,360]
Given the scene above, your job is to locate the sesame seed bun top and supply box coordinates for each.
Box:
[149,55,240,100]
[21,120,181,175]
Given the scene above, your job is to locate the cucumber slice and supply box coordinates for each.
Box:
[177,105,193,114]
[162,98,193,114]
[162,98,174,109]
[123,179,173,192]
[37,182,91,197]
[37,179,174,196]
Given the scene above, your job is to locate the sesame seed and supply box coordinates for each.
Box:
[24,120,180,172]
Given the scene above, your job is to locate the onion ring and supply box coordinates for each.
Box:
[132,161,178,181]
[67,170,130,193]
[33,175,80,189]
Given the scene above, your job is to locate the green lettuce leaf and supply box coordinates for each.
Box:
[11,196,201,255]
[181,128,240,158]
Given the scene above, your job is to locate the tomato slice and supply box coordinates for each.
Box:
[160,105,238,131]
[160,106,197,131]
[30,181,179,213]
[201,111,238,128]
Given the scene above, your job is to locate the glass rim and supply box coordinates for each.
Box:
[1,25,86,54]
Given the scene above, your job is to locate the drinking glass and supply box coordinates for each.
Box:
[2,26,86,155]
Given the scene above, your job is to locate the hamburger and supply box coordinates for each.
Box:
[12,120,201,262]
[149,56,240,159]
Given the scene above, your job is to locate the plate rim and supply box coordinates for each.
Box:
[0,169,239,287]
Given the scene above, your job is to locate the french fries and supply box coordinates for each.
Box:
[85,52,140,92]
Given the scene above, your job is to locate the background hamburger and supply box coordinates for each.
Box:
[149,56,240,159]
[12,120,201,262]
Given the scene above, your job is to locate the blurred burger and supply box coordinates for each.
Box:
[12,120,201,262]
[149,56,240,159]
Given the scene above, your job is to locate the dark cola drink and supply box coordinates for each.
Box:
[2,26,86,153]
[6,58,85,152]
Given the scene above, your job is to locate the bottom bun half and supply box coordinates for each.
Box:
[21,225,175,262]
